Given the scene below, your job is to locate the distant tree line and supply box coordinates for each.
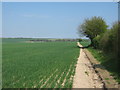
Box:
[30,39,78,42]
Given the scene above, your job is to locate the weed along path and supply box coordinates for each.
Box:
[72,42,104,88]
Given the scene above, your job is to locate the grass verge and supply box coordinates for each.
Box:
[80,41,120,84]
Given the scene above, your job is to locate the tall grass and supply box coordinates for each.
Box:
[80,41,120,83]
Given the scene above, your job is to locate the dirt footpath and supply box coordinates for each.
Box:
[73,42,104,88]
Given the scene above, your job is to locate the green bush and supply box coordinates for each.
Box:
[92,35,101,49]
[99,22,119,53]
[99,31,111,52]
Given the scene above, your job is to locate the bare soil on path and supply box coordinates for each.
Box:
[73,42,104,88]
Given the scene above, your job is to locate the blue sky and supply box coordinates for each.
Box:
[2,2,118,38]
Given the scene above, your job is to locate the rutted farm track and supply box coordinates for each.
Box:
[72,42,119,88]
[73,42,104,88]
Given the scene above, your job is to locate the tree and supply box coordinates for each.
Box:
[78,16,108,47]
[110,22,119,69]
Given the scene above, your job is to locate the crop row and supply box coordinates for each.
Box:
[2,41,79,88]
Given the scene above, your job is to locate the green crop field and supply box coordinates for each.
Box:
[2,38,79,88]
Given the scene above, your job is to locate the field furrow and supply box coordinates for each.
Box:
[40,69,58,88]
[61,64,72,87]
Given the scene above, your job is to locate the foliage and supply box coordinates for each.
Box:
[80,21,120,83]
[80,41,120,84]
[88,47,120,84]
[78,16,108,47]
[92,35,101,49]
[99,22,119,53]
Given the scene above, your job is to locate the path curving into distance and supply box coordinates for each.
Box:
[72,42,104,88]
